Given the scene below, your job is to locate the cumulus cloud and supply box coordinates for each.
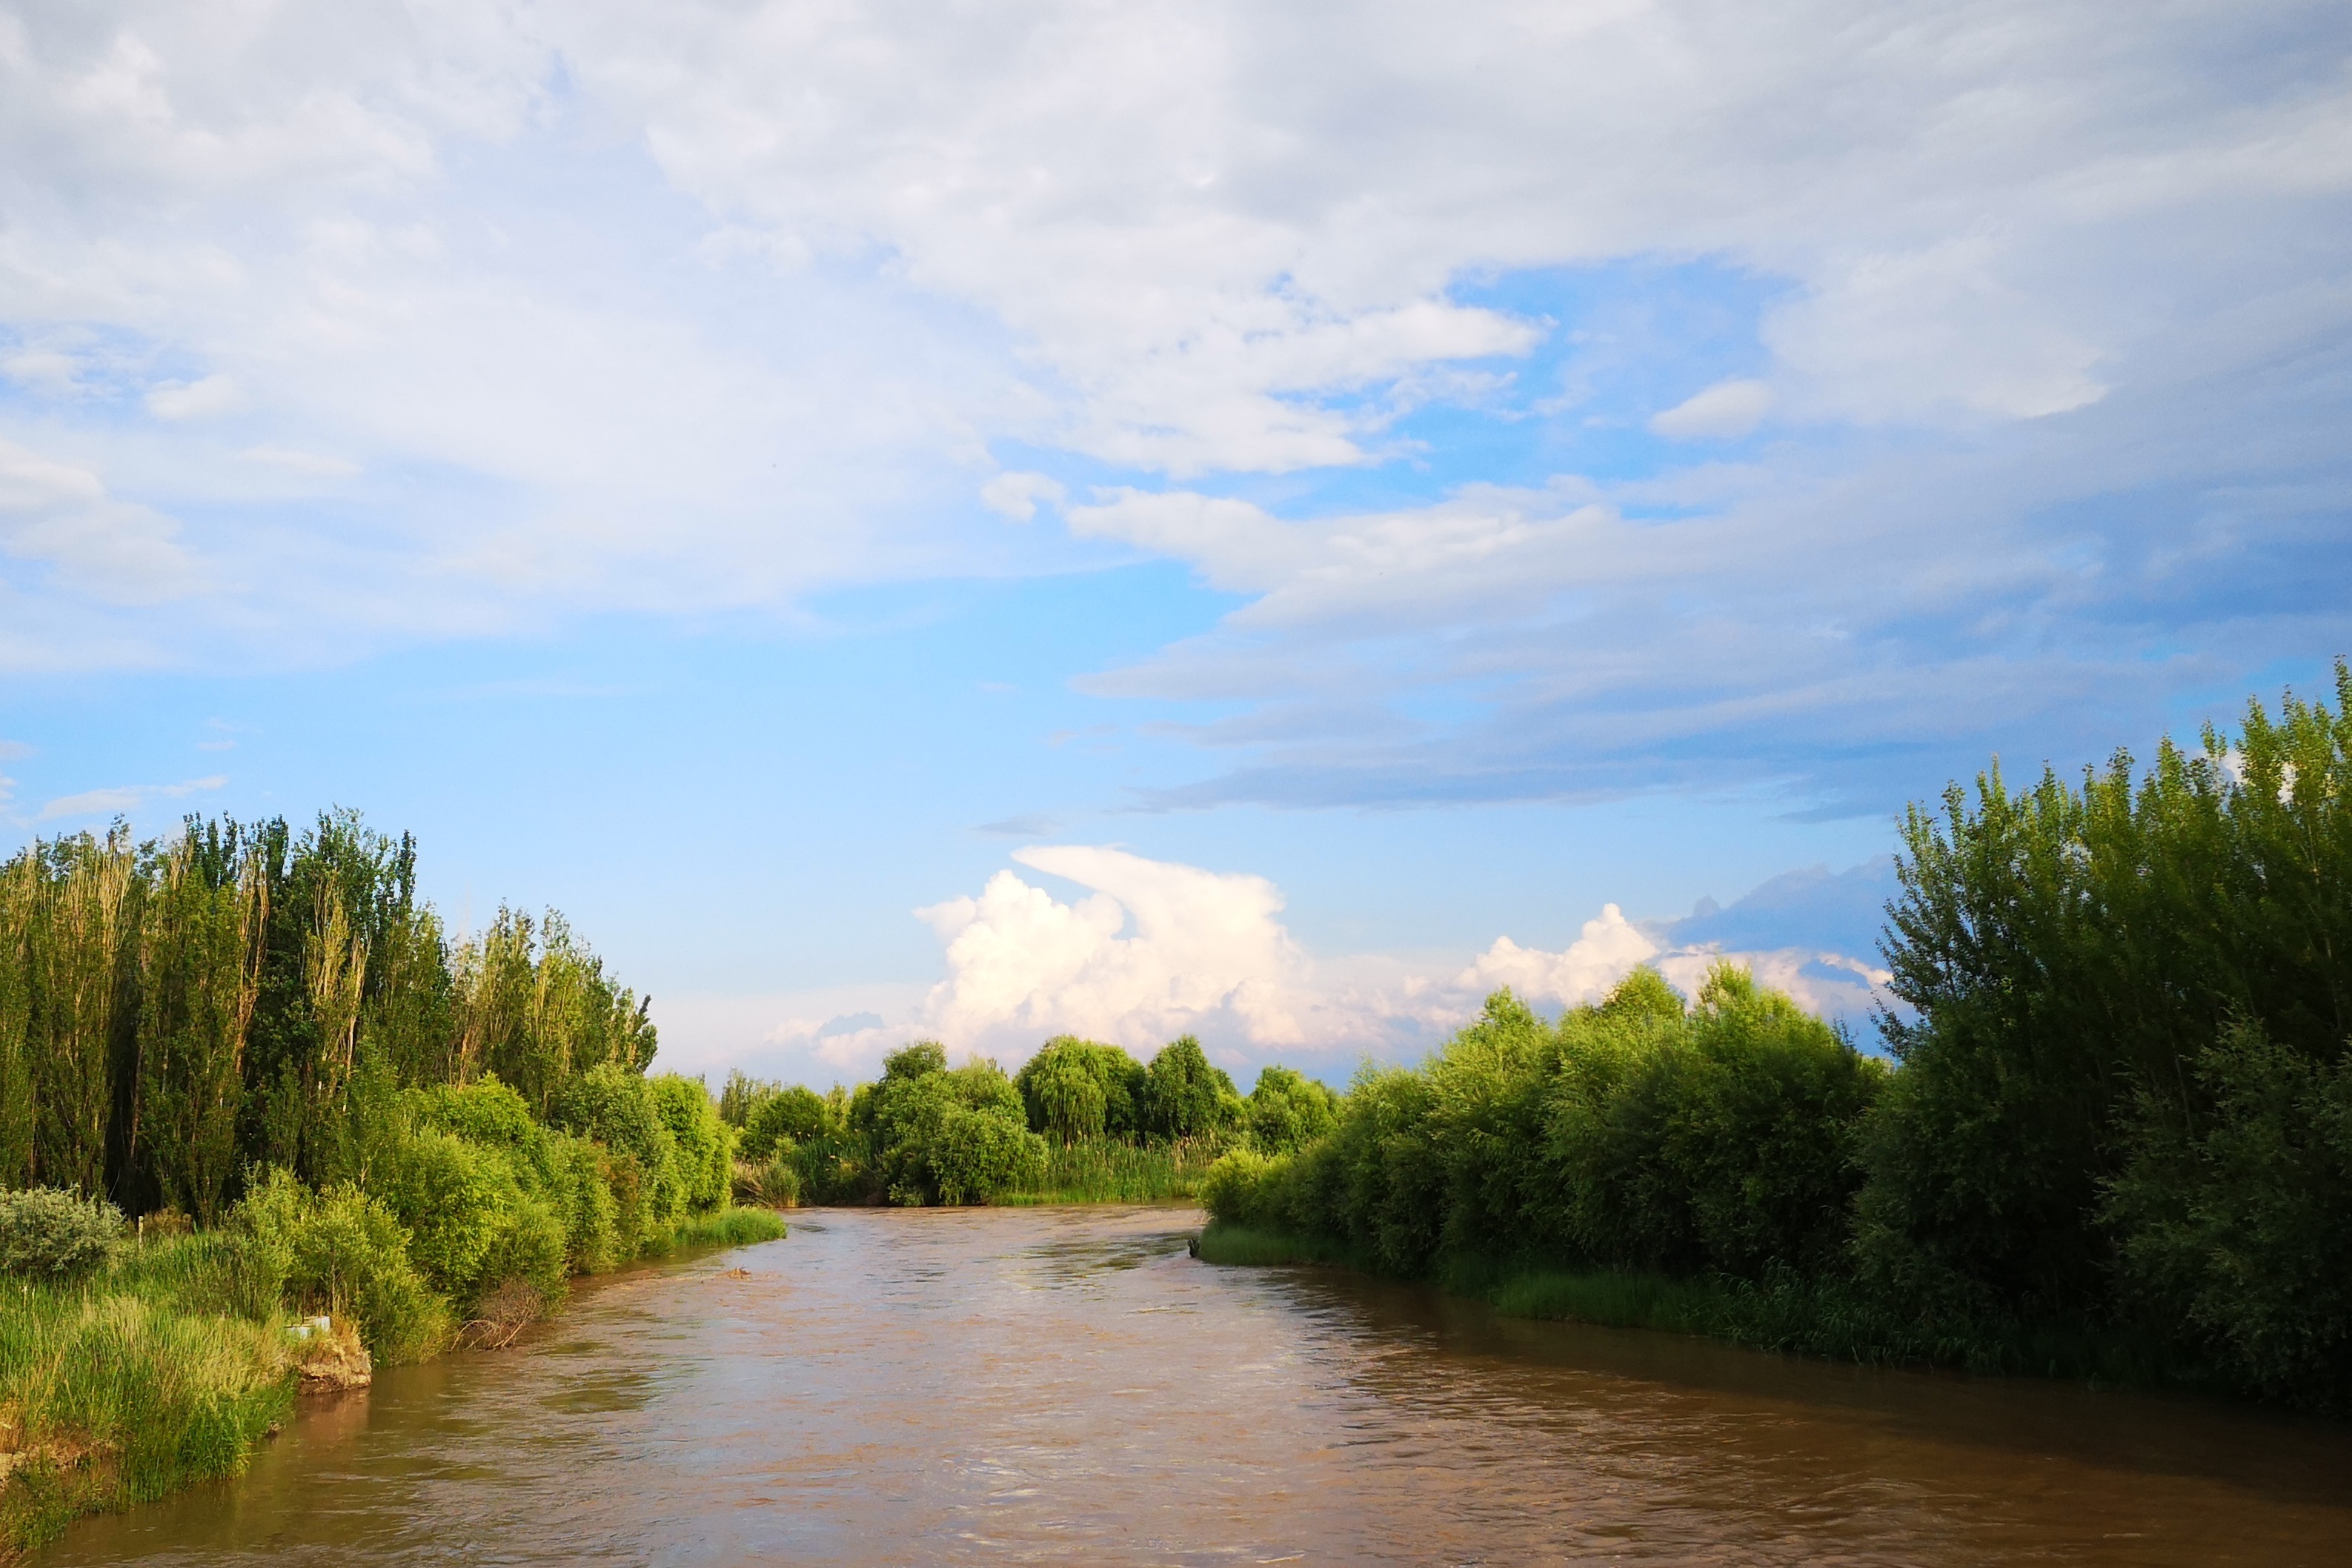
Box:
[652,846,1899,1080]
[916,845,1318,1054]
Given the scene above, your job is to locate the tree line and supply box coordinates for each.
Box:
[0,811,659,1223]
[1206,665,2352,1410]
[720,1034,1341,1206]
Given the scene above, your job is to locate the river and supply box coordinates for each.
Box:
[41,1206,2352,1564]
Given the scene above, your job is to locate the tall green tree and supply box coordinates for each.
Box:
[28,831,136,1197]
[133,823,268,1222]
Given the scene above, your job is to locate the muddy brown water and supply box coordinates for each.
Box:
[40,1206,2352,1565]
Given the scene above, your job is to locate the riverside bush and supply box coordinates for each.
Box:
[1243,1067,1340,1155]
[1204,968,1885,1285]
[737,1084,830,1158]
[1016,1037,1149,1142]
[1141,1037,1245,1140]
[0,1188,123,1279]
[235,1169,449,1361]
[1199,670,2352,1409]
[856,1043,1047,1206]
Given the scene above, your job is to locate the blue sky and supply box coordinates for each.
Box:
[4,0,2349,1085]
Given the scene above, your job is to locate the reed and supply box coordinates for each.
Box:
[1002,1136,1226,1205]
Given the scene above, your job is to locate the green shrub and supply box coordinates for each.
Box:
[1243,1066,1339,1155]
[650,1074,735,1213]
[234,1169,449,1361]
[0,1187,123,1279]
[734,1152,802,1207]
[2107,1020,2352,1409]
[1204,970,1882,1287]
[376,1129,531,1303]
[1142,1036,1245,1140]
[740,1085,831,1158]
[860,1046,1047,1205]
[551,1063,684,1245]
[927,1104,1048,1203]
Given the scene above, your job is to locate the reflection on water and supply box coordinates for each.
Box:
[42,1206,2352,1565]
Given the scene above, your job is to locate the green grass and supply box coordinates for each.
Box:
[999,1137,1226,1206]
[1192,1223,1363,1267]
[1196,1222,2208,1392]
[1,1204,790,1553]
[664,1206,789,1251]
[0,1233,293,1553]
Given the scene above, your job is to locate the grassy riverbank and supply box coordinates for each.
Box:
[0,1207,786,1555]
[1195,1221,2187,1386]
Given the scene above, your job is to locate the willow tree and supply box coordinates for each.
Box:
[135,824,267,1221]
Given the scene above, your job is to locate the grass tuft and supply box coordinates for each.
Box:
[664,1207,788,1252]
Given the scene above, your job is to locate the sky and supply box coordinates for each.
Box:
[3,0,2349,1088]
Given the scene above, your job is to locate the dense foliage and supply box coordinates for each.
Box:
[0,810,783,1550]
[720,1034,1311,1206]
[0,810,754,1343]
[1204,966,1881,1283]
[1206,667,2352,1410]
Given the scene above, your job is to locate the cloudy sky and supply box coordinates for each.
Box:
[4,1,2347,1085]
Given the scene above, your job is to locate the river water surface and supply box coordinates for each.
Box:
[42,1206,2352,1564]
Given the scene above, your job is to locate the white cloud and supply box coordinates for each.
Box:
[1,351,84,395]
[1650,379,1773,439]
[0,0,2337,807]
[145,374,245,419]
[1461,904,1659,1004]
[236,445,361,477]
[37,773,227,822]
[916,846,1896,1062]
[980,471,1067,522]
[649,846,1898,1081]
[916,844,1318,1054]
[0,438,201,605]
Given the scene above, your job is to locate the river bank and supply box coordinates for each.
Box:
[36,1206,2352,1566]
[0,1206,785,1557]
[1194,1221,2199,1390]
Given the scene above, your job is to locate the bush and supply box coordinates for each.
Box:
[2107,1021,2352,1409]
[740,1084,831,1158]
[860,1046,1047,1205]
[1142,1037,1244,1141]
[1016,1037,1148,1142]
[927,1105,1047,1203]
[1244,1066,1339,1155]
[234,1169,449,1361]
[734,1152,802,1207]
[0,1187,123,1279]
[649,1074,734,1214]
[551,1063,685,1246]
[376,1128,567,1307]
[1203,970,1884,1287]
